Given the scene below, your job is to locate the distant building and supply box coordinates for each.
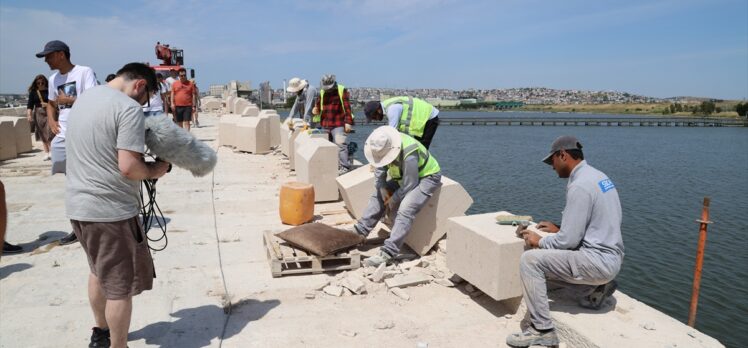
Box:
[259,81,272,105]
[209,85,225,97]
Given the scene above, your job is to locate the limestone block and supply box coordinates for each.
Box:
[225,96,235,112]
[404,176,473,255]
[292,130,327,171]
[280,123,293,157]
[241,105,260,117]
[202,98,222,111]
[260,114,281,148]
[232,98,249,114]
[445,211,532,301]
[0,120,17,160]
[234,117,270,154]
[218,115,242,147]
[259,109,278,117]
[0,116,32,153]
[335,165,377,220]
[296,138,339,202]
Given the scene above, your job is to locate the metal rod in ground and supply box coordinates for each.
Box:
[688,196,711,327]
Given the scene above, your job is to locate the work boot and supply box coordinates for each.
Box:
[89,327,110,348]
[506,325,559,347]
[59,232,78,245]
[2,242,23,254]
[580,280,618,310]
[363,250,392,267]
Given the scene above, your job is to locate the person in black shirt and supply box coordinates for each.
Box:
[26,74,54,160]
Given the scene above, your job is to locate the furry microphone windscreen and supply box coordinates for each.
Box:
[144,114,217,177]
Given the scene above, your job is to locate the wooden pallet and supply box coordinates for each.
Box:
[263,231,361,278]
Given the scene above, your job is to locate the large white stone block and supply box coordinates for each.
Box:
[241,105,260,117]
[261,114,281,148]
[232,98,249,114]
[0,116,32,154]
[446,211,530,301]
[336,169,473,255]
[235,117,270,154]
[336,165,377,220]
[0,120,17,160]
[296,138,340,202]
[202,98,222,111]
[225,96,235,112]
[403,176,473,255]
[218,115,242,147]
[292,130,327,171]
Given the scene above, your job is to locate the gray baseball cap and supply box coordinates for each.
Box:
[36,40,70,58]
[542,135,583,164]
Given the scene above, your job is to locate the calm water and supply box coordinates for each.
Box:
[284,111,748,346]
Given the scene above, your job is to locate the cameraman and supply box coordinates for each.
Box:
[65,62,169,348]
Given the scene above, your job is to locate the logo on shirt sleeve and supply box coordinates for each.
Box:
[598,179,616,193]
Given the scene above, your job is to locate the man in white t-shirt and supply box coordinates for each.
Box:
[36,40,97,245]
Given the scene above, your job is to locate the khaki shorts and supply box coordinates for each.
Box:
[71,216,154,300]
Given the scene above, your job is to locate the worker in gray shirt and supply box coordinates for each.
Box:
[507,135,623,348]
[286,77,318,127]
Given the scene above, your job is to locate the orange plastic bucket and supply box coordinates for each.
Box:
[279,181,315,225]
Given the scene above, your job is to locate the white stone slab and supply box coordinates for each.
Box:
[218,114,242,147]
[0,120,17,160]
[446,211,533,301]
[296,138,339,202]
[336,165,377,220]
[234,117,270,154]
[241,105,260,117]
[0,116,32,154]
[291,130,327,171]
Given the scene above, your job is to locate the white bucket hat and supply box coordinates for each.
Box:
[286,77,308,93]
[364,126,402,167]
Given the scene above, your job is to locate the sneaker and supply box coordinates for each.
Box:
[59,232,79,245]
[506,325,559,347]
[2,242,23,254]
[89,327,110,348]
[580,280,618,310]
[363,250,392,267]
[43,154,51,161]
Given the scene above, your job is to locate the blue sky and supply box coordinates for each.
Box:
[1,0,746,99]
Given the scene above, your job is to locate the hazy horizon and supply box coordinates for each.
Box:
[1,0,746,99]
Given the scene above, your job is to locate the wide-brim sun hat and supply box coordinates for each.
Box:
[320,74,336,90]
[364,126,402,167]
[287,77,308,93]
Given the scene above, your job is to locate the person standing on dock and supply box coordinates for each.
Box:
[36,40,98,246]
[350,126,442,267]
[313,74,354,174]
[506,135,624,348]
[65,63,170,348]
[170,68,197,131]
[286,77,318,127]
[363,97,440,149]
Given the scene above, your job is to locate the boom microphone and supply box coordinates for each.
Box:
[144,113,217,177]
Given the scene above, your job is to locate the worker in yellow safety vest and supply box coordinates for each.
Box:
[349,126,442,267]
[311,74,355,173]
[363,97,440,149]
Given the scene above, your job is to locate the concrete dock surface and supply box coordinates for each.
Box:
[0,113,724,347]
